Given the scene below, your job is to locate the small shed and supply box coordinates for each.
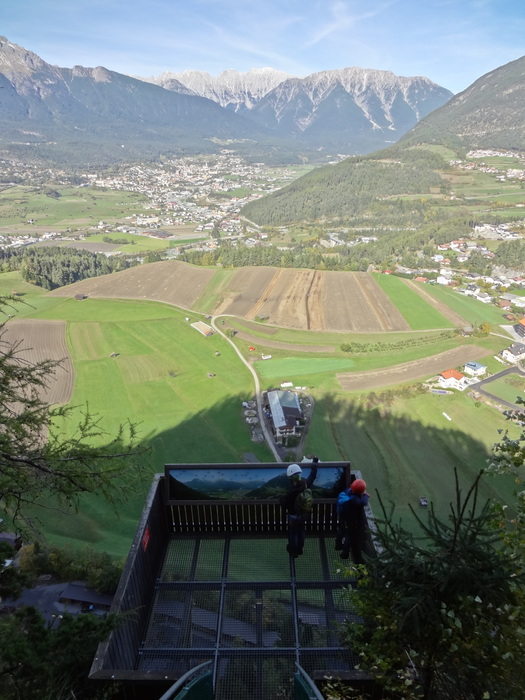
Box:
[59,581,113,612]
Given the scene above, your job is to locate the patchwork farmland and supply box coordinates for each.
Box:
[48,261,457,333]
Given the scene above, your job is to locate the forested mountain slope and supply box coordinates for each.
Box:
[402,55,525,151]
[242,55,525,225]
[242,148,446,225]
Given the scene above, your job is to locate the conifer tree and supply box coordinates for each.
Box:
[342,470,525,700]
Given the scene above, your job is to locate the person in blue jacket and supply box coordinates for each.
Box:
[336,478,369,563]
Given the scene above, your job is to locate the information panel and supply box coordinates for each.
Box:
[165,462,351,504]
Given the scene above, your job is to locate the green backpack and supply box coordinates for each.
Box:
[295,487,313,515]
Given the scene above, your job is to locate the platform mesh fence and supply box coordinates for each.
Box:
[138,534,358,698]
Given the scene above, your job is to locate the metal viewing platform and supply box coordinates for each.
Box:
[90,462,375,699]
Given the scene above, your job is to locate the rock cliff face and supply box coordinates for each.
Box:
[146,67,290,111]
[150,66,453,154]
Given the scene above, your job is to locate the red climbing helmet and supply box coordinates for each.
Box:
[350,479,367,494]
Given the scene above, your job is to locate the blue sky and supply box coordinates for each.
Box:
[3,0,524,93]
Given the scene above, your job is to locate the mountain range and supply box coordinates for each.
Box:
[242,55,525,226]
[146,67,453,155]
[0,36,452,167]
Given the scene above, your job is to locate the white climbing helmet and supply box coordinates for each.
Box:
[286,464,302,478]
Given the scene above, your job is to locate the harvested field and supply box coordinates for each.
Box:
[47,263,462,333]
[337,345,489,391]
[323,271,410,332]
[402,279,468,327]
[48,260,215,309]
[247,269,321,329]
[213,267,276,316]
[3,319,74,405]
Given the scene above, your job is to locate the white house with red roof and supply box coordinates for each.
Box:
[438,369,469,391]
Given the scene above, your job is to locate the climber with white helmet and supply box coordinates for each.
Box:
[279,457,318,558]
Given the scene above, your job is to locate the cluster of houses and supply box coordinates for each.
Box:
[437,343,525,392]
[438,361,488,391]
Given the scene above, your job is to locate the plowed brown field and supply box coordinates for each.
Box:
[337,345,489,391]
[48,260,215,310]
[47,261,444,333]
[322,271,410,332]
[214,267,276,316]
[3,319,74,405]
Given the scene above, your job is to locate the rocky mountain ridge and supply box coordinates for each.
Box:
[146,67,290,111]
[145,65,453,154]
[0,35,455,165]
[0,36,296,167]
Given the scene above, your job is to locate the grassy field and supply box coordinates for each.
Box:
[15,295,274,556]
[420,285,511,327]
[250,334,506,392]
[482,373,525,405]
[193,268,236,312]
[302,390,521,528]
[228,317,452,347]
[372,273,453,329]
[85,231,171,252]
[1,271,520,557]
[0,186,147,230]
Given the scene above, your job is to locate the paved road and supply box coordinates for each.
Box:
[211,315,281,461]
[474,365,525,409]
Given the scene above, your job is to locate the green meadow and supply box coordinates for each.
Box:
[302,390,521,528]
[0,186,148,229]
[372,273,453,329]
[1,270,520,557]
[193,268,236,312]
[250,334,506,393]
[85,231,171,252]
[482,373,525,405]
[420,285,512,327]
[16,295,274,556]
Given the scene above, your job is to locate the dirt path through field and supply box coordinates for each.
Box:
[337,344,489,391]
[355,272,392,331]
[306,271,324,331]
[234,330,335,353]
[402,279,468,327]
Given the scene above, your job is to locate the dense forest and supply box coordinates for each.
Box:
[0,246,138,290]
[242,148,448,225]
[493,239,525,270]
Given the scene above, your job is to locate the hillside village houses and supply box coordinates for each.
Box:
[463,361,488,377]
[500,343,525,364]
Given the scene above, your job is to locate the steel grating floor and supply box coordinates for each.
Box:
[137,534,359,699]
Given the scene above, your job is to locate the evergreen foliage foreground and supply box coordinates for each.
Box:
[334,470,525,700]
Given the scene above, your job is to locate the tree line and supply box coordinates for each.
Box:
[0,246,139,290]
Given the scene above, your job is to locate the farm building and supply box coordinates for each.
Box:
[463,361,487,377]
[501,343,525,364]
[267,389,303,438]
[438,369,469,391]
[59,582,113,614]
